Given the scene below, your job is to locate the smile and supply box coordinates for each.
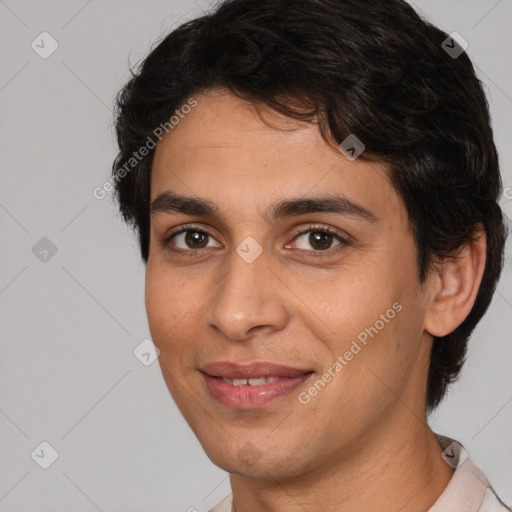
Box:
[220,376,280,386]
[200,368,314,409]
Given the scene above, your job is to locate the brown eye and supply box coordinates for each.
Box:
[184,230,209,248]
[308,231,334,250]
[293,229,343,251]
[166,229,221,250]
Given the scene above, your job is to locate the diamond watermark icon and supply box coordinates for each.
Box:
[32,237,58,263]
[134,338,160,366]
[442,32,468,59]
[236,236,263,263]
[442,441,469,469]
[237,442,262,468]
[31,441,59,469]
[339,134,365,161]
[31,32,59,59]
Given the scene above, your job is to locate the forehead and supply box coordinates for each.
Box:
[150,90,404,225]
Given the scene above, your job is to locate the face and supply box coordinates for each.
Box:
[146,89,434,478]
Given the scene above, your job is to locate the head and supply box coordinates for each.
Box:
[111,0,507,478]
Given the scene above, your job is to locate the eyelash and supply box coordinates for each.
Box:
[288,224,350,258]
[161,223,350,259]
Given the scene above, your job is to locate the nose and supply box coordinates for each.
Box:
[204,247,290,341]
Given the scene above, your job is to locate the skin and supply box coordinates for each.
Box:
[145,88,487,512]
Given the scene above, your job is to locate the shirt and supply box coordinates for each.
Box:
[208,434,510,512]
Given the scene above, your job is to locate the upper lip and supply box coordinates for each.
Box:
[200,361,313,379]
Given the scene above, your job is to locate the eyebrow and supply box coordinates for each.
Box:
[150,191,379,223]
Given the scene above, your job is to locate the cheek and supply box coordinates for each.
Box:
[310,306,423,440]
[302,249,422,393]
[145,266,171,336]
[145,261,218,376]
[302,264,398,347]
[145,263,192,350]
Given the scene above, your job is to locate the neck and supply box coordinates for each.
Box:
[229,409,454,512]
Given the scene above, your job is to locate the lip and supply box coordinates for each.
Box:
[200,361,313,379]
[199,361,314,409]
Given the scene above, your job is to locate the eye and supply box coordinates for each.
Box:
[286,224,349,254]
[163,226,222,251]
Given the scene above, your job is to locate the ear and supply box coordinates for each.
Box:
[424,226,487,338]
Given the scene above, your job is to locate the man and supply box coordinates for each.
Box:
[111,0,510,510]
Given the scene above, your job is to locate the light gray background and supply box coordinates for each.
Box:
[0,0,511,510]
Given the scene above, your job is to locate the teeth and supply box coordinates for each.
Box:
[221,376,280,386]
[247,377,265,386]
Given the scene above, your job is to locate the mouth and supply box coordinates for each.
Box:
[199,361,314,409]
[216,375,281,386]
[200,360,314,379]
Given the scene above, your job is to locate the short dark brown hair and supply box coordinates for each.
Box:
[111,0,508,412]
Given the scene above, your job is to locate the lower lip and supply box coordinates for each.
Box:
[201,372,313,409]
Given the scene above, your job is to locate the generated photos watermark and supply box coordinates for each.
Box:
[298,301,403,405]
[93,97,198,200]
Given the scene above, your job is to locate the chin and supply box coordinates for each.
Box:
[199,435,313,480]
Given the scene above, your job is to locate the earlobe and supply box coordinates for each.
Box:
[424,228,487,338]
